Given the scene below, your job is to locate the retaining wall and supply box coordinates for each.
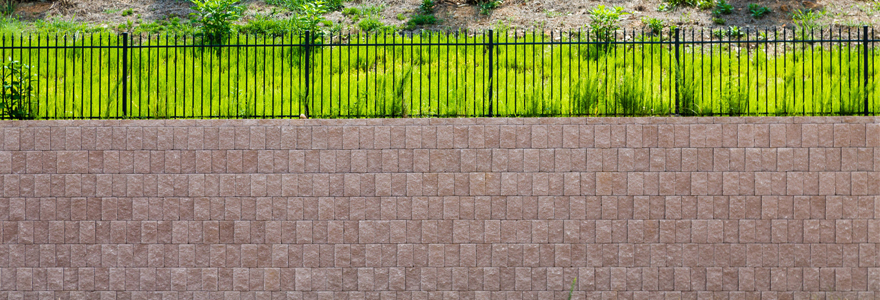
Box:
[1,117,880,299]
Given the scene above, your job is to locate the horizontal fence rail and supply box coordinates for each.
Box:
[0,27,877,119]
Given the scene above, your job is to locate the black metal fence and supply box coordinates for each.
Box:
[0,27,877,119]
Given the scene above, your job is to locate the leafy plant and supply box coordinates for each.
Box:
[791,8,825,30]
[358,17,384,32]
[697,0,715,10]
[292,0,329,34]
[642,17,664,34]
[589,5,627,42]
[190,0,244,42]
[121,8,134,17]
[396,13,406,20]
[419,0,435,14]
[712,0,733,16]
[657,3,673,11]
[266,0,342,12]
[478,0,503,15]
[1,0,15,17]
[407,14,438,27]
[712,17,726,24]
[663,0,696,8]
[0,58,37,119]
[727,26,744,38]
[748,3,771,18]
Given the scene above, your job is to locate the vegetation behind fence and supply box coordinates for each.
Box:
[0,27,878,119]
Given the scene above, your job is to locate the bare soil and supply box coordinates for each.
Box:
[11,0,880,32]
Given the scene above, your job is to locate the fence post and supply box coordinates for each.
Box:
[487,30,494,117]
[674,28,681,116]
[304,30,311,118]
[864,26,870,116]
[121,32,129,118]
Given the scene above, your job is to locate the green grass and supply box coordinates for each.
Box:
[1,31,878,119]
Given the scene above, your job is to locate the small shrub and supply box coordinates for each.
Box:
[396,13,406,21]
[712,28,726,38]
[712,0,733,16]
[697,0,715,10]
[342,7,361,19]
[748,3,771,18]
[712,17,726,24]
[292,0,329,34]
[478,0,502,15]
[190,0,244,41]
[358,17,383,32]
[0,58,38,120]
[122,8,134,17]
[419,0,435,14]
[408,14,438,26]
[728,25,744,38]
[663,0,696,8]
[589,5,627,42]
[641,17,664,34]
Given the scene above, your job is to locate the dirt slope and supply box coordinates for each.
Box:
[12,0,880,32]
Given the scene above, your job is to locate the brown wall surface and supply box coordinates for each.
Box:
[1,117,880,299]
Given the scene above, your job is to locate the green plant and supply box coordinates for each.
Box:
[712,17,726,24]
[292,0,329,34]
[727,26,744,38]
[663,0,696,8]
[419,0,435,14]
[122,8,134,17]
[567,278,578,300]
[544,9,564,18]
[358,17,383,32]
[712,0,733,16]
[712,28,725,38]
[0,58,37,119]
[572,77,602,116]
[396,13,406,20]
[791,8,825,30]
[589,5,627,42]
[342,7,361,19]
[697,0,715,10]
[657,3,673,11]
[641,17,664,34]
[266,0,342,12]
[478,0,502,15]
[190,0,244,42]
[238,15,295,36]
[0,0,15,17]
[748,3,771,18]
[614,74,648,115]
[407,14,438,27]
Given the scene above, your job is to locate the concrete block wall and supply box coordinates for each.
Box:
[0,117,879,299]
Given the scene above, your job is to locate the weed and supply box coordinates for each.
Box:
[657,3,673,11]
[122,8,134,17]
[0,58,37,119]
[614,74,648,115]
[0,0,14,17]
[589,5,627,42]
[358,17,384,32]
[663,0,696,8]
[190,0,244,42]
[791,8,825,39]
[712,0,734,16]
[571,77,602,116]
[396,13,406,21]
[267,0,342,12]
[567,278,577,300]
[407,14,438,27]
[478,0,503,15]
[748,3,771,18]
[238,15,295,36]
[727,26,744,38]
[544,9,564,18]
[419,0,435,14]
[697,0,715,10]
[712,17,726,25]
[642,17,664,34]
